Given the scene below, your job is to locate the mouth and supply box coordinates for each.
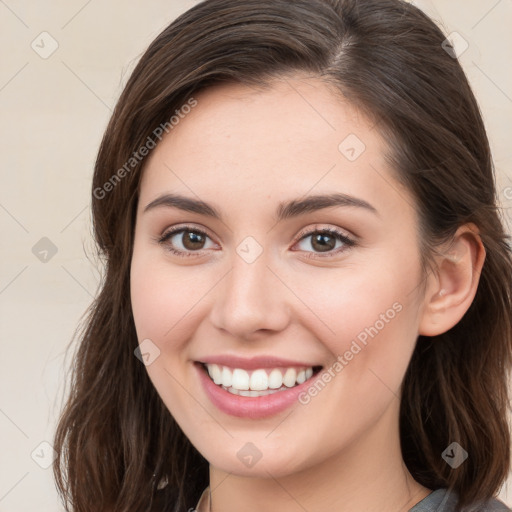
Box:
[197,361,323,397]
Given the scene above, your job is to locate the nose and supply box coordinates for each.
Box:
[209,249,291,340]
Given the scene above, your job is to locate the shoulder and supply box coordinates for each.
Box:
[410,488,511,512]
[476,498,511,512]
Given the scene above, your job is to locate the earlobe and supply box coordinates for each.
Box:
[418,224,486,337]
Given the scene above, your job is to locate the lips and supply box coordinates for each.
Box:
[194,356,324,418]
[197,354,324,370]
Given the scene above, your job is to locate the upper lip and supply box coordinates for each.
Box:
[197,355,323,370]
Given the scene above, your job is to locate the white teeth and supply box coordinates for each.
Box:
[240,389,264,397]
[249,369,268,391]
[221,366,232,387]
[210,364,222,385]
[268,368,283,389]
[283,368,297,387]
[226,387,285,396]
[231,369,250,390]
[204,363,318,393]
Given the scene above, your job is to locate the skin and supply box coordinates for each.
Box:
[130,75,485,512]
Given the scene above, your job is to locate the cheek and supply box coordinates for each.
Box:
[130,246,207,419]
[130,243,200,343]
[130,260,164,341]
[292,251,422,392]
[294,253,419,342]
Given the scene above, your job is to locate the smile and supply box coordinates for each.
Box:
[203,363,320,396]
[195,361,324,418]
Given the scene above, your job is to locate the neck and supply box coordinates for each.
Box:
[208,400,431,512]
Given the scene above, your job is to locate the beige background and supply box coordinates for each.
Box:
[0,1,511,510]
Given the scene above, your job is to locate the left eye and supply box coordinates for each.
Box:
[294,228,355,256]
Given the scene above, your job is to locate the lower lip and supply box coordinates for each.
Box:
[195,362,318,419]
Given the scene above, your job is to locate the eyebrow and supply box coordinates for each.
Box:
[143,192,379,221]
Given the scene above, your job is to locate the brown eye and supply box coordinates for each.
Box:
[158,226,216,257]
[310,233,337,252]
[294,227,356,258]
[180,231,207,250]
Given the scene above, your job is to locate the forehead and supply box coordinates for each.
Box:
[139,76,412,222]
[153,77,380,163]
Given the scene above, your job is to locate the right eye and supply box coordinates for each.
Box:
[158,225,217,257]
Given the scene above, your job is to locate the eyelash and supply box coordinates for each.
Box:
[157,224,356,259]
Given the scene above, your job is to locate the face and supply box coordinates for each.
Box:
[130,76,427,478]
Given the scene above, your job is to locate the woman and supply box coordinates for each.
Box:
[53,0,512,511]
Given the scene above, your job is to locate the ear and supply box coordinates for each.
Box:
[418,223,486,337]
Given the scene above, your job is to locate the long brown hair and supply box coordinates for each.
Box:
[53,0,512,510]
